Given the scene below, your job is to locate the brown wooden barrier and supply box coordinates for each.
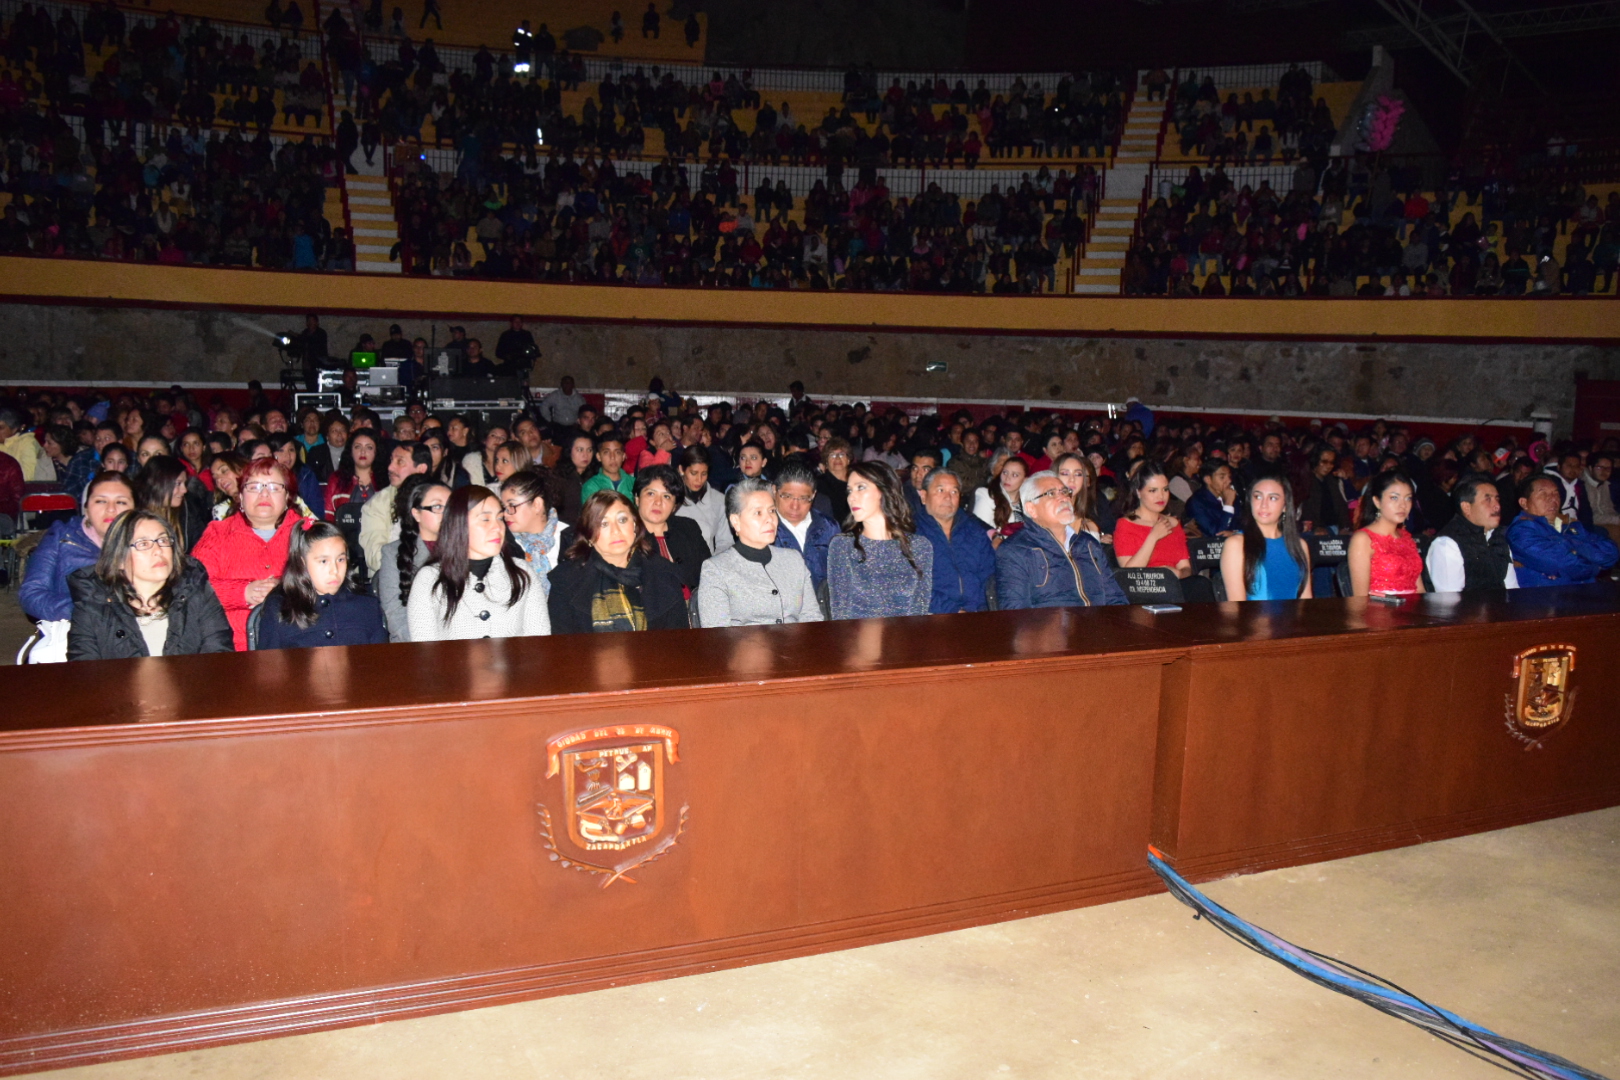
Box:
[2,588,1617,1074]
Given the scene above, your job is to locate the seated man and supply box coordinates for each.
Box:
[996,470,1127,609]
[1507,474,1619,588]
[1426,474,1516,592]
[914,468,995,613]
[771,462,839,596]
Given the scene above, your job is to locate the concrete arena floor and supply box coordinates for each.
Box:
[0,581,34,664]
[25,806,1620,1080]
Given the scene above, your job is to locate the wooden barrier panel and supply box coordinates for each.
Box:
[1,589,1617,1074]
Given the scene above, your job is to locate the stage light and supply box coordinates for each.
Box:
[275,334,294,348]
[536,126,545,144]
[514,61,531,73]
[925,361,947,373]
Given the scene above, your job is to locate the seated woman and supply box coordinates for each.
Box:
[461,423,509,489]
[66,509,234,660]
[971,451,1027,540]
[1052,452,1108,538]
[254,519,388,649]
[20,471,136,664]
[696,477,822,627]
[1220,477,1312,601]
[501,468,569,591]
[1117,462,1218,602]
[547,490,689,634]
[407,486,551,641]
[1186,459,1239,538]
[1347,470,1426,597]
[491,439,534,485]
[323,431,381,522]
[192,458,306,650]
[827,461,933,619]
[135,454,210,554]
[674,445,731,554]
[635,464,709,598]
[376,476,450,642]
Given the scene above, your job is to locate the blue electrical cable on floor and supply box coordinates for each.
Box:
[1147,846,1611,1080]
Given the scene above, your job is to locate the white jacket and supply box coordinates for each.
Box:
[406,559,550,641]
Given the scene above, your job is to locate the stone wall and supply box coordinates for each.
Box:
[2,303,1613,434]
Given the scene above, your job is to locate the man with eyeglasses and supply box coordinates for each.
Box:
[996,470,1127,610]
[771,462,839,609]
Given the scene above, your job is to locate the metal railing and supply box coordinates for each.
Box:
[1138,60,1337,90]
[0,0,322,60]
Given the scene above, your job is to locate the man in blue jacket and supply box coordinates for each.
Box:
[996,470,1128,609]
[913,468,995,613]
[772,462,839,593]
[1508,474,1618,588]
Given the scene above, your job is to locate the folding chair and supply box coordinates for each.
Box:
[19,493,78,532]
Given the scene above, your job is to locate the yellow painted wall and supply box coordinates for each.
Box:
[2,257,1616,341]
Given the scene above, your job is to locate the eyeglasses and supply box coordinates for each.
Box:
[128,536,175,552]
[420,503,447,515]
[1025,486,1073,505]
[778,494,812,505]
[241,482,287,495]
[501,498,533,514]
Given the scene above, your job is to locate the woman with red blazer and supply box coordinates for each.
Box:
[192,458,305,650]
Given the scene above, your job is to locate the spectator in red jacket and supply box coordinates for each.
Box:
[0,449,22,522]
[191,458,306,650]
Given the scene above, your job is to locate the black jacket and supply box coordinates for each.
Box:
[66,560,235,660]
[546,549,689,634]
[651,514,709,591]
[253,587,390,650]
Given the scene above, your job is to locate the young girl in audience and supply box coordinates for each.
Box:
[1347,470,1426,597]
[254,519,389,650]
[1222,478,1312,601]
[408,486,550,641]
[67,509,234,660]
[827,461,933,619]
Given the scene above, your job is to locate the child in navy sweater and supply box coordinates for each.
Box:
[254,519,389,650]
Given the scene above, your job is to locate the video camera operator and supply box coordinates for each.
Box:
[286,313,333,390]
[495,315,540,379]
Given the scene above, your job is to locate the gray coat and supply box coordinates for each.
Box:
[375,537,432,642]
[406,559,551,641]
[695,546,823,627]
[676,485,733,554]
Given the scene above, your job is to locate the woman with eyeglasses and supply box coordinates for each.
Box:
[634,464,709,598]
[192,458,306,650]
[816,437,854,523]
[66,509,234,660]
[374,475,451,641]
[501,468,569,592]
[407,485,550,642]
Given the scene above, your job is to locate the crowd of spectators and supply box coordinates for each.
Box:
[1124,159,1620,297]
[5,368,1616,661]
[388,150,1091,290]
[1,5,350,266]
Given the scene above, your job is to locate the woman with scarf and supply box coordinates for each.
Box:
[546,490,688,635]
[501,469,570,592]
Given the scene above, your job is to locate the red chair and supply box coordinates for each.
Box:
[20,493,78,532]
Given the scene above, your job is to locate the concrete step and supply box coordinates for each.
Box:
[1078,267,1120,277]
[356,262,403,273]
[355,243,397,254]
[350,211,397,221]
[1072,282,1119,294]
[1081,256,1126,269]
[353,227,399,238]
[349,195,392,206]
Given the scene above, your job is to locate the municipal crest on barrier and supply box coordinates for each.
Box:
[1504,645,1578,749]
[537,724,688,888]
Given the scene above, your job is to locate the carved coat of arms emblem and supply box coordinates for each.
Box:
[538,724,688,887]
[1505,645,1578,748]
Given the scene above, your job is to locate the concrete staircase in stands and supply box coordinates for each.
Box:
[346,151,402,274]
[1072,80,1164,294]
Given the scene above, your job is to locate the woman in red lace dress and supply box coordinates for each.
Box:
[1347,470,1426,597]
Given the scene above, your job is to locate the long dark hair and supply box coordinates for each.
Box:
[275,519,354,628]
[500,467,559,527]
[1052,451,1098,521]
[93,509,182,615]
[1357,469,1415,529]
[844,460,922,575]
[336,430,380,490]
[1121,460,1170,517]
[134,455,191,549]
[394,475,448,609]
[428,485,529,622]
[1240,477,1308,598]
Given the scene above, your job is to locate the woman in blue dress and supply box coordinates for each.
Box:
[1220,477,1313,601]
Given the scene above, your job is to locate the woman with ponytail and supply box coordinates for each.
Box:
[374,475,451,641]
